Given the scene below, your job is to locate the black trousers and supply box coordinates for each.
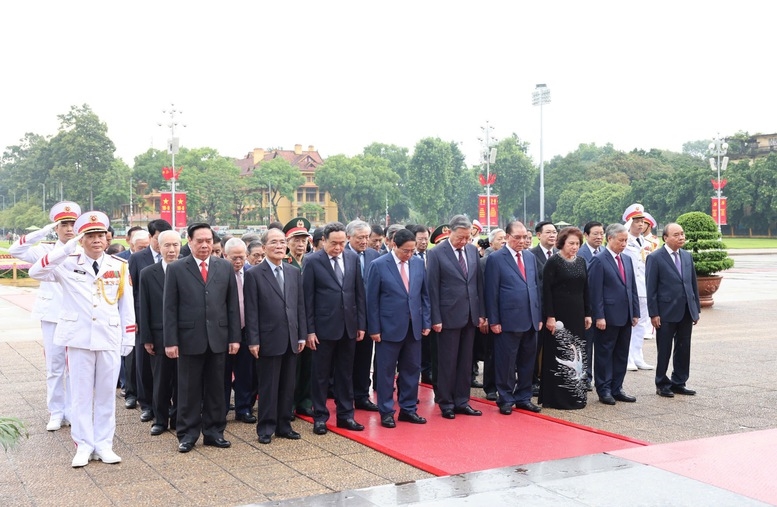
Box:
[311,332,356,423]
[176,347,226,444]
[256,344,298,437]
[655,310,693,389]
[436,324,475,411]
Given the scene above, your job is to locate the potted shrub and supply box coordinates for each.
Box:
[675,211,734,308]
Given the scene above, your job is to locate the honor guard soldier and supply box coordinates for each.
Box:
[9,201,81,431]
[29,211,135,467]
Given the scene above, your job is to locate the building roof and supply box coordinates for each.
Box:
[236,145,324,176]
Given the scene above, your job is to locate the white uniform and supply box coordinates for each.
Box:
[29,247,135,455]
[8,226,71,422]
[624,233,653,368]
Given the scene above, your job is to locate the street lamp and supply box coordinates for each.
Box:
[478,122,497,234]
[532,83,551,221]
[708,135,729,234]
[158,105,185,231]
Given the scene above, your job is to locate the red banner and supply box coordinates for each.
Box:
[711,196,727,226]
[161,192,187,227]
[478,195,499,228]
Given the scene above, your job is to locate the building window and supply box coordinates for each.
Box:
[306,188,317,203]
[297,189,304,203]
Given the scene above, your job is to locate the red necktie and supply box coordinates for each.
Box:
[516,252,526,279]
[616,254,626,283]
[200,261,208,283]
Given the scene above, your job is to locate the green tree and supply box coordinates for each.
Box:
[407,137,461,224]
[490,134,536,221]
[249,157,304,221]
[175,148,243,225]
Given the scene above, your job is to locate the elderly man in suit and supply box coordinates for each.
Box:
[345,219,381,412]
[244,228,307,444]
[427,215,487,419]
[588,223,640,405]
[485,221,543,415]
[646,222,700,398]
[303,222,367,435]
[164,223,241,453]
[367,229,431,428]
[139,230,181,436]
[129,219,172,423]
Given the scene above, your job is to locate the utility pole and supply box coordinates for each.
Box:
[159,105,185,231]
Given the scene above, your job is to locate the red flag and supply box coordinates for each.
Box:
[175,193,187,227]
[488,173,497,185]
[478,174,486,186]
[162,167,173,180]
[174,166,183,179]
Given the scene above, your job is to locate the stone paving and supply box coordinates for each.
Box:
[1,252,775,506]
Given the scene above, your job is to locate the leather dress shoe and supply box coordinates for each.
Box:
[441,409,455,419]
[671,385,696,396]
[381,414,396,428]
[236,413,257,423]
[258,434,272,444]
[276,430,301,440]
[355,399,380,412]
[583,380,593,392]
[531,384,540,397]
[613,392,637,403]
[150,424,166,436]
[178,441,195,453]
[295,407,314,417]
[470,379,484,388]
[124,396,137,409]
[485,392,498,401]
[203,437,231,448]
[140,409,154,422]
[599,394,616,405]
[398,411,427,424]
[656,387,675,398]
[336,418,365,431]
[499,405,513,415]
[313,421,328,435]
[453,405,482,416]
[514,401,541,413]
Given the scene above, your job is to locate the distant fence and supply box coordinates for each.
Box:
[0,254,32,281]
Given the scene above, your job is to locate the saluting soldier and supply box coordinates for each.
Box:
[9,201,81,432]
[29,211,134,467]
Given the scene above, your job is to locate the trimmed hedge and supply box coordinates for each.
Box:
[676,211,735,277]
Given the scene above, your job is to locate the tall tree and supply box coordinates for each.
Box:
[406,137,459,225]
[175,148,243,225]
[248,157,304,221]
[490,134,536,221]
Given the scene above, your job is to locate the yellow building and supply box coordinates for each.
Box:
[234,144,338,226]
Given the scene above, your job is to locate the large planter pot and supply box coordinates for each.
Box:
[697,275,722,308]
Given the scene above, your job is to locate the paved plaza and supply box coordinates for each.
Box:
[1,252,775,506]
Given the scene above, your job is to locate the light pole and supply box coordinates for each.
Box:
[158,105,185,231]
[532,83,551,221]
[479,122,497,234]
[40,183,46,210]
[708,135,729,234]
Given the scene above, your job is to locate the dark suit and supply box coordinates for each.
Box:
[346,244,380,405]
[529,244,554,386]
[578,243,600,381]
[530,245,556,273]
[129,246,159,413]
[645,246,700,390]
[163,255,241,444]
[139,261,177,428]
[244,260,306,437]
[427,240,484,411]
[588,249,640,397]
[224,266,257,418]
[484,247,542,406]
[367,252,431,416]
[303,249,366,423]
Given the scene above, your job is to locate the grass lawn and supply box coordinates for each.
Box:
[721,237,777,249]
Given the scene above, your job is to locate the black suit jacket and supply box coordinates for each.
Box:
[163,255,241,354]
[139,261,166,351]
[427,240,484,328]
[303,249,366,340]
[244,261,306,356]
[130,246,157,326]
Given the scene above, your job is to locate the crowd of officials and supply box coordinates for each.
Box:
[12,200,701,467]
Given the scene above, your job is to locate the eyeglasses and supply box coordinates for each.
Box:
[509,234,530,240]
[396,247,415,255]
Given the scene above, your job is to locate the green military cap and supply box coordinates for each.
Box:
[283,217,311,238]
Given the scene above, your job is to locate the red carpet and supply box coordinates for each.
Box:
[610,428,777,505]
[302,384,646,476]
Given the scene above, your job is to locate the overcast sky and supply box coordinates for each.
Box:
[2,1,774,171]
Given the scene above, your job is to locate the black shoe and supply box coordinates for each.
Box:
[441,409,455,419]
[470,379,484,389]
[670,386,696,396]
[203,437,231,448]
[150,424,166,436]
[169,419,176,430]
[124,396,137,409]
[295,407,314,417]
[514,401,541,413]
[355,399,380,412]
[381,414,396,428]
[499,405,513,415]
[453,405,482,416]
[313,421,328,435]
[236,413,257,424]
[531,384,540,397]
[656,387,675,398]
[336,418,364,431]
[228,404,235,412]
[140,409,154,422]
[599,394,616,405]
[258,434,272,444]
[398,411,427,424]
[276,430,301,440]
[584,380,593,392]
[178,441,195,453]
[485,392,498,401]
[421,374,433,384]
[613,392,637,403]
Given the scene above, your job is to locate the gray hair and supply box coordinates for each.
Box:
[261,228,285,245]
[157,230,180,244]
[605,223,627,240]
[346,220,370,237]
[241,232,260,245]
[131,230,150,245]
[449,214,471,232]
[247,240,263,253]
[224,237,246,255]
[488,228,504,242]
[386,224,404,241]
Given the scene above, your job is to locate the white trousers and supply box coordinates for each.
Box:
[629,297,651,364]
[67,347,120,453]
[41,321,70,420]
